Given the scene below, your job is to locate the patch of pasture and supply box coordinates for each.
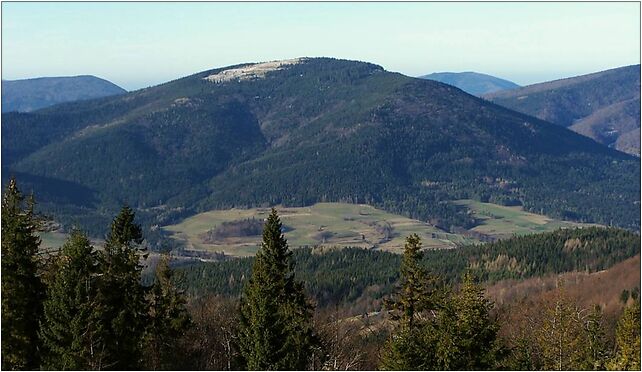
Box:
[453,199,586,238]
[163,201,591,257]
[163,202,471,256]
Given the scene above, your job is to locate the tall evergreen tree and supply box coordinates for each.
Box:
[386,234,438,330]
[381,237,501,371]
[143,255,192,370]
[380,234,441,370]
[444,272,500,370]
[39,230,99,370]
[1,177,44,370]
[238,208,317,370]
[93,205,148,369]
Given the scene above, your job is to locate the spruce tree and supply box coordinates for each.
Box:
[446,272,500,370]
[387,234,437,330]
[143,255,192,370]
[1,177,44,370]
[414,272,501,370]
[381,240,501,371]
[380,234,440,370]
[93,205,148,369]
[238,208,316,370]
[39,230,99,370]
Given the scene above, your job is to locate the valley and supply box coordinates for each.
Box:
[454,199,593,238]
[38,231,72,250]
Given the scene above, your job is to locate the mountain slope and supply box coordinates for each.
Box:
[2,58,639,238]
[1,75,126,113]
[484,65,641,155]
[419,71,520,95]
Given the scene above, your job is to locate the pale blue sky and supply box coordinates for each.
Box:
[2,2,640,90]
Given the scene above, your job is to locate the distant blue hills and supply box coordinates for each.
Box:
[2,75,126,113]
[419,71,520,96]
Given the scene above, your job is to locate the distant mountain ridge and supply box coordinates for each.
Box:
[484,65,641,156]
[2,58,638,240]
[2,75,126,113]
[419,71,520,95]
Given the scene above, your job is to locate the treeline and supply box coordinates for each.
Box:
[175,226,640,308]
[2,179,640,370]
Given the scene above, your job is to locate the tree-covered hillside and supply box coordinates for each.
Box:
[484,65,641,155]
[2,58,639,240]
[175,227,641,308]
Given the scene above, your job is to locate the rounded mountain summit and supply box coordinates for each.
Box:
[2,57,639,236]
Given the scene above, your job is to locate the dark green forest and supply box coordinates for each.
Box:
[174,226,641,310]
[2,58,641,371]
[3,58,639,244]
[484,65,641,155]
[485,65,640,129]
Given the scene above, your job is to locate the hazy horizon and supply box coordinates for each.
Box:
[3,2,640,90]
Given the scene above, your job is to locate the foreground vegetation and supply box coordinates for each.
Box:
[2,179,639,370]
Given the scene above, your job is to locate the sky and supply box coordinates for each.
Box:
[2,2,640,91]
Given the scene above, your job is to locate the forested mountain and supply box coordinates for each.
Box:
[2,58,639,240]
[419,71,520,95]
[484,65,641,155]
[1,75,126,113]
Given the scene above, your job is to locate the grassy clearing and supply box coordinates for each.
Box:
[453,199,588,238]
[163,202,473,256]
[41,201,593,258]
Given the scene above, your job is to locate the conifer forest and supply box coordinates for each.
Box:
[2,3,641,370]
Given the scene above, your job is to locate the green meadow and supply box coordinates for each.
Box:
[163,203,472,256]
[453,199,588,238]
[37,201,591,258]
[163,201,591,257]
